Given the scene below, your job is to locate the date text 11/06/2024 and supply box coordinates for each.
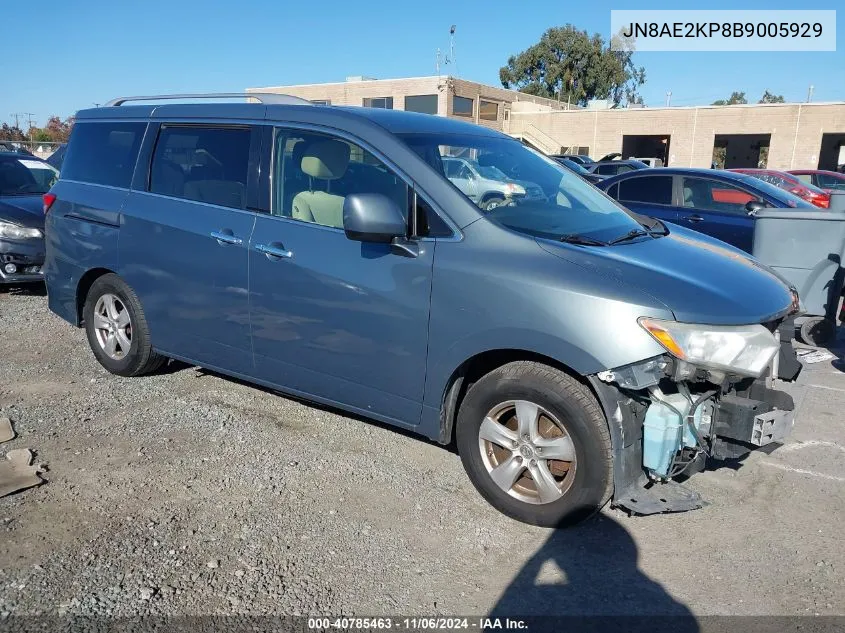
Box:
[307,617,528,630]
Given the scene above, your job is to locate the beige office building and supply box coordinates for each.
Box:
[248,75,566,131]
[249,76,845,171]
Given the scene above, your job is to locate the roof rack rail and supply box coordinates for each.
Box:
[103,92,312,107]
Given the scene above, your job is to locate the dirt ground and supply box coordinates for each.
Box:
[1,284,844,624]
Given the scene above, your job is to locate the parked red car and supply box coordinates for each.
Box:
[787,169,845,192]
[729,168,831,208]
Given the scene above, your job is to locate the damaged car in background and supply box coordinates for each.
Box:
[45,97,802,528]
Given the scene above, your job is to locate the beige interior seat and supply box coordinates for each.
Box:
[292,139,351,228]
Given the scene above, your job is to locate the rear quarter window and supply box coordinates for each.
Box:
[61,122,146,188]
[618,175,673,205]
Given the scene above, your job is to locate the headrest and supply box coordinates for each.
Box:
[300,139,350,180]
[291,140,307,167]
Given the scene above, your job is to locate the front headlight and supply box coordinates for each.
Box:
[0,221,42,240]
[505,183,526,196]
[639,317,778,377]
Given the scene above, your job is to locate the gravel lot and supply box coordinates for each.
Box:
[1,283,844,621]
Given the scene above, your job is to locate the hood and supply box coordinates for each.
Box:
[0,195,45,230]
[538,224,794,325]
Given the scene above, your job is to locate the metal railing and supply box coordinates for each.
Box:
[519,124,562,154]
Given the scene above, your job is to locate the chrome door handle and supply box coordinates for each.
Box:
[255,243,293,259]
[684,214,704,223]
[211,230,243,245]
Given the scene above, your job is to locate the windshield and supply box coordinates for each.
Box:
[399,134,642,242]
[735,174,814,208]
[558,158,589,175]
[475,164,508,180]
[0,157,58,196]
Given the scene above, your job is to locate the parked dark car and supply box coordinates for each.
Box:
[0,152,57,284]
[0,142,35,156]
[730,168,831,209]
[788,169,845,192]
[46,143,67,171]
[551,153,594,166]
[551,157,606,185]
[587,159,649,177]
[598,167,815,252]
[44,94,800,527]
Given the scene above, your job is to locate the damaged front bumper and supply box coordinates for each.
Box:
[590,318,800,516]
[0,237,45,284]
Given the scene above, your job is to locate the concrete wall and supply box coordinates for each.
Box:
[510,103,845,169]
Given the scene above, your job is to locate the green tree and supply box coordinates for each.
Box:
[30,128,53,142]
[499,25,646,107]
[758,91,785,104]
[712,91,748,106]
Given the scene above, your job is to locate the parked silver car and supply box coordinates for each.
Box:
[442,156,546,210]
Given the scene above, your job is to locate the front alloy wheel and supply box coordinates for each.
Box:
[456,361,612,527]
[479,400,577,504]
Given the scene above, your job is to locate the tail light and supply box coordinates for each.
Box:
[42,193,56,214]
[815,195,830,209]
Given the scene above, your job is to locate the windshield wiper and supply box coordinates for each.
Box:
[559,234,607,246]
[609,225,669,245]
[631,213,670,234]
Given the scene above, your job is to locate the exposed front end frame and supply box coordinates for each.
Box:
[590,319,799,516]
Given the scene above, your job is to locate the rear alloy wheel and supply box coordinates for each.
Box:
[83,274,166,377]
[92,294,132,361]
[456,361,612,527]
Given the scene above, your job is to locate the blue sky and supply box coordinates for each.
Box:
[2,0,843,126]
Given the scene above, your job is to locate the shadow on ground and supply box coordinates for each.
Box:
[489,513,699,633]
[0,282,46,297]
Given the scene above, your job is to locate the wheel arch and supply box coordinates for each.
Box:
[436,347,644,506]
[478,190,505,204]
[437,348,599,446]
[76,267,117,324]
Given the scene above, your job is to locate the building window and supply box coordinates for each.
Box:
[479,100,498,121]
[363,97,394,109]
[452,96,474,117]
[310,99,331,105]
[404,94,438,115]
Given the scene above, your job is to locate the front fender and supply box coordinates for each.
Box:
[422,327,605,411]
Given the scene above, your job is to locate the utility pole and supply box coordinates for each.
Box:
[10,112,35,140]
[24,113,35,142]
[806,84,814,103]
[665,91,672,107]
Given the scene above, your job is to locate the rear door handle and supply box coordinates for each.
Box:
[684,214,704,223]
[255,243,293,259]
[211,230,243,245]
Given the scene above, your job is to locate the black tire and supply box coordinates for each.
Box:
[481,195,505,212]
[82,274,166,377]
[456,361,612,527]
[799,316,836,348]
